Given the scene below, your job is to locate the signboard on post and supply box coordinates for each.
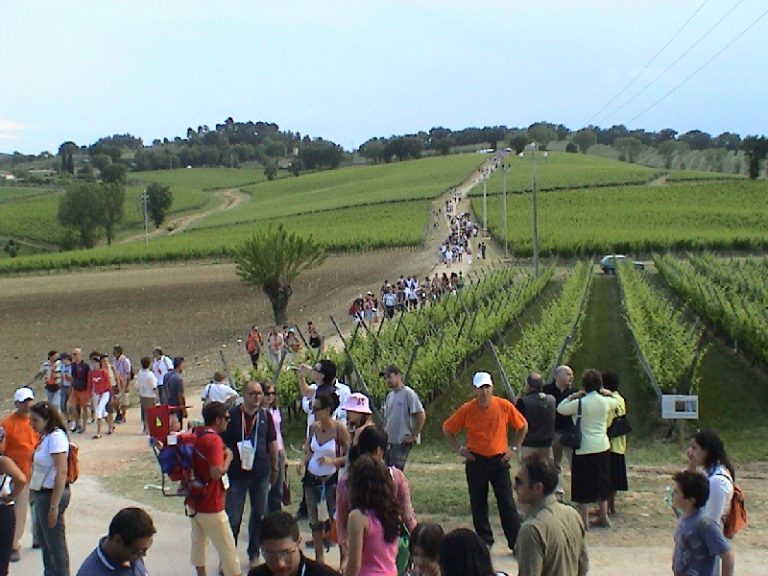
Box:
[661,395,699,419]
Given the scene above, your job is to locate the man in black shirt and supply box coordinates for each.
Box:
[249,512,339,576]
[543,365,576,499]
[515,373,556,461]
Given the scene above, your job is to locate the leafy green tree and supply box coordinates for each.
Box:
[742,136,768,179]
[571,129,596,153]
[358,138,386,163]
[58,141,78,175]
[565,142,578,153]
[58,181,105,248]
[614,136,643,163]
[290,158,303,177]
[91,153,112,173]
[101,182,125,245]
[508,132,529,154]
[436,137,454,155]
[264,161,278,181]
[234,224,326,324]
[657,140,689,169]
[527,123,557,147]
[101,163,127,185]
[146,182,173,228]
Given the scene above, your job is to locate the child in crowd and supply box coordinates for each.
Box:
[671,470,734,576]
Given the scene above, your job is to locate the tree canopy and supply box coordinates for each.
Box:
[233,224,326,324]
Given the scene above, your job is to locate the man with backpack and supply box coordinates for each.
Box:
[189,401,240,576]
[245,326,263,369]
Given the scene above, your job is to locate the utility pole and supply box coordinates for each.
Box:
[482,180,488,235]
[501,163,511,259]
[142,189,149,248]
[530,143,539,276]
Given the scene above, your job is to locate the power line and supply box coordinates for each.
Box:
[626,4,768,124]
[595,0,745,125]
[586,0,709,125]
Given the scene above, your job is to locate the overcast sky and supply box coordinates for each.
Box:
[1,0,766,154]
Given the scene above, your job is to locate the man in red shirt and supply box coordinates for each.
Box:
[1,387,40,562]
[189,401,240,576]
[443,371,528,551]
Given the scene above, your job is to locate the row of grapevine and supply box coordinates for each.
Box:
[616,261,704,393]
[498,262,593,393]
[655,254,768,365]
[688,253,768,307]
[344,265,555,404]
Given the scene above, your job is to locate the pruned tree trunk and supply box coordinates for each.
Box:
[264,283,293,325]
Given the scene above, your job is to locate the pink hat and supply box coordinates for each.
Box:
[341,393,373,415]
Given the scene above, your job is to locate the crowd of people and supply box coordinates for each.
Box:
[0,348,741,576]
[244,324,325,370]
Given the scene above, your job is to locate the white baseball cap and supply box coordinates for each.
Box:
[14,387,35,403]
[472,372,493,388]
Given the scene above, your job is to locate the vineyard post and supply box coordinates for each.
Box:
[271,348,287,386]
[349,322,363,350]
[402,343,421,391]
[393,309,406,340]
[465,309,479,341]
[293,324,310,352]
[357,318,382,361]
[485,340,516,401]
[376,314,387,337]
[218,349,235,389]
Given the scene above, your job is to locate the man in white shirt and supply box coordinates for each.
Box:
[151,347,173,405]
[202,372,239,407]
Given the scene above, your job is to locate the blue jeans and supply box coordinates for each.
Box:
[267,451,286,513]
[387,443,413,471]
[60,387,71,415]
[32,487,70,576]
[225,474,270,560]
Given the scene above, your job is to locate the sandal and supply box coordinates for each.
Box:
[92,434,102,439]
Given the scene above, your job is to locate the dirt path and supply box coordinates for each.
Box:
[119,188,250,244]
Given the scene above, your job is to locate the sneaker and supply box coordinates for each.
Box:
[10,549,20,562]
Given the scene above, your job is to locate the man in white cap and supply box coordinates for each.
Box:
[443,371,528,551]
[1,387,40,562]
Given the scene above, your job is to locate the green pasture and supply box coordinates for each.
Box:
[193,154,484,229]
[0,200,430,273]
[468,151,662,195]
[472,180,768,256]
[0,185,60,203]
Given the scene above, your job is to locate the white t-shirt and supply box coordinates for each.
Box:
[32,429,69,490]
[135,369,158,398]
[302,381,352,434]
[152,355,173,386]
[201,382,239,404]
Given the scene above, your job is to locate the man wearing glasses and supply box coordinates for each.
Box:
[513,454,589,576]
[249,511,339,576]
[76,507,155,576]
[223,381,279,570]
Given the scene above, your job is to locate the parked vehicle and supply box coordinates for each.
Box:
[600,254,645,274]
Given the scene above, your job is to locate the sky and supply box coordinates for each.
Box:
[1,0,766,154]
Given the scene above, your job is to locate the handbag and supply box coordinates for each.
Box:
[559,398,582,449]
[607,413,632,438]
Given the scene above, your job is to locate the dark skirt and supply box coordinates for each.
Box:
[610,452,628,492]
[571,450,612,503]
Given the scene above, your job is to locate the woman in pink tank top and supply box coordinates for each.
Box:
[344,455,400,576]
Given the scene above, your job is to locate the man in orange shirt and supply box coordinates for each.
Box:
[443,371,528,551]
[1,387,40,562]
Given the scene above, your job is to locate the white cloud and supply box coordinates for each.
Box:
[0,118,25,141]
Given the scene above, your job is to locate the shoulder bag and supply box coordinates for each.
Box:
[559,398,582,450]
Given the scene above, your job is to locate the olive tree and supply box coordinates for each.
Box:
[234,224,326,324]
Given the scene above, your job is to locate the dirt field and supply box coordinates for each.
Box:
[3,162,766,574]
